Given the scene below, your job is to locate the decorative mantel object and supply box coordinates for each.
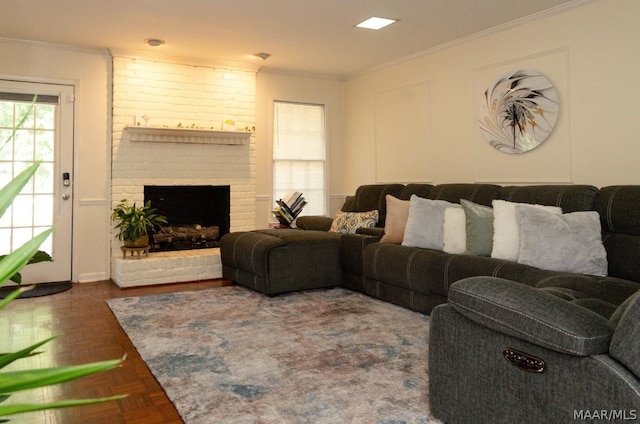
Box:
[479,69,559,154]
[124,126,251,145]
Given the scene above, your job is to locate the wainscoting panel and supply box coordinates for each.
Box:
[374,82,431,183]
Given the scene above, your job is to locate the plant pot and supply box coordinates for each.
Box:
[123,235,149,248]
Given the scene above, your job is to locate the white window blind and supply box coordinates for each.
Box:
[273,101,326,216]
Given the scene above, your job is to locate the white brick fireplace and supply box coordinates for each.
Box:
[110,57,256,286]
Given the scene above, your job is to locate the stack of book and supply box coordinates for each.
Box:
[272,191,307,227]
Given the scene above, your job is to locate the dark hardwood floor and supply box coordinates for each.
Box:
[1,279,232,424]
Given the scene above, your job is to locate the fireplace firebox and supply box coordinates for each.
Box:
[144,185,230,252]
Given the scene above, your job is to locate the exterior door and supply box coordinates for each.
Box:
[0,80,74,284]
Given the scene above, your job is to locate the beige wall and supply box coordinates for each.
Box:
[0,38,111,283]
[255,71,345,227]
[2,0,637,281]
[344,0,640,192]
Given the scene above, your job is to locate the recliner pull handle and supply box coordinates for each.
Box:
[503,347,546,373]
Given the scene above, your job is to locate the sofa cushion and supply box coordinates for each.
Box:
[329,210,379,234]
[498,184,599,212]
[595,186,640,283]
[380,195,409,244]
[609,291,640,377]
[447,276,614,356]
[344,184,403,227]
[402,196,460,250]
[428,183,501,207]
[397,183,434,200]
[460,199,494,256]
[516,206,608,276]
[491,200,561,261]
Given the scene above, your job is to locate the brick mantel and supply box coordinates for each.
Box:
[124,126,251,145]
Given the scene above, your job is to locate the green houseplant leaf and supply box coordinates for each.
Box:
[0,98,126,421]
[0,359,124,394]
[0,228,52,290]
[111,199,168,242]
[0,163,41,220]
[0,395,127,418]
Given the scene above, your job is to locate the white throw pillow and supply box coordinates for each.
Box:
[443,207,467,254]
[516,206,608,276]
[402,195,460,250]
[491,200,562,261]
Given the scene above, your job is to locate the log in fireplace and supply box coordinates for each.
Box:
[144,185,230,252]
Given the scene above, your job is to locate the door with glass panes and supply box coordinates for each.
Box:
[0,80,73,284]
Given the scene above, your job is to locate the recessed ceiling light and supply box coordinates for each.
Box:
[145,38,165,47]
[355,17,397,30]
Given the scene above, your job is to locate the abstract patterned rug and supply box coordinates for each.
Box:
[107,286,441,423]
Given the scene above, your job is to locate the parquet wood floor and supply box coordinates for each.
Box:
[1,279,232,424]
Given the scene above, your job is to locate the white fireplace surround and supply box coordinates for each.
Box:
[110,57,256,286]
[110,127,255,286]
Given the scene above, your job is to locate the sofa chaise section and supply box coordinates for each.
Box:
[220,229,341,295]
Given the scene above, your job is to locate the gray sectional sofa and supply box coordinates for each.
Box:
[220,183,640,423]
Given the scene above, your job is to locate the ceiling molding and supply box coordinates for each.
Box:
[108,48,261,73]
[347,0,589,80]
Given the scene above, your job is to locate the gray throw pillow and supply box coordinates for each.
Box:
[460,199,493,256]
[515,205,608,276]
[402,195,459,250]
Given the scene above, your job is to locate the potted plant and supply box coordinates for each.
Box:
[111,199,168,247]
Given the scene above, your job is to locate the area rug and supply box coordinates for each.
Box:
[107,286,441,423]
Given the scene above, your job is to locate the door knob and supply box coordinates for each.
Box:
[62,193,71,201]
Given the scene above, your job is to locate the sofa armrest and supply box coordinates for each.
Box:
[356,227,384,237]
[340,234,380,276]
[295,215,333,231]
[610,291,640,377]
[448,276,614,356]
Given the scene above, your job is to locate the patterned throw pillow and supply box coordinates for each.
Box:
[329,210,379,234]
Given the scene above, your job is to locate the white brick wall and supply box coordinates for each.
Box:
[111,57,256,282]
[113,248,222,287]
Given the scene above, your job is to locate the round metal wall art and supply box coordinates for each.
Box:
[479,69,559,154]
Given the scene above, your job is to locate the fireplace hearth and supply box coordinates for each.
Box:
[144,185,230,252]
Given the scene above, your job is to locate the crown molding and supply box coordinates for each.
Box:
[109,48,260,73]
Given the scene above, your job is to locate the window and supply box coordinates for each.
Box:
[0,92,58,255]
[273,101,326,216]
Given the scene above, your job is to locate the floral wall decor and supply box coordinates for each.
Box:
[479,69,559,154]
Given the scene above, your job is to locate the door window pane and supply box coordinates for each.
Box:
[0,97,57,256]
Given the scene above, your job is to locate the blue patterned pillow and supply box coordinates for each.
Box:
[329,210,379,234]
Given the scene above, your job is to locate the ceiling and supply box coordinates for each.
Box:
[1,0,584,78]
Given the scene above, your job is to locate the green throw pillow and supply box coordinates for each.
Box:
[460,199,493,256]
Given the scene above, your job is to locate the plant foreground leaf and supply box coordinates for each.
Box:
[0,250,54,284]
[0,229,53,289]
[0,163,40,220]
[0,336,57,370]
[0,394,128,417]
[0,358,123,394]
[0,286,33,311]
